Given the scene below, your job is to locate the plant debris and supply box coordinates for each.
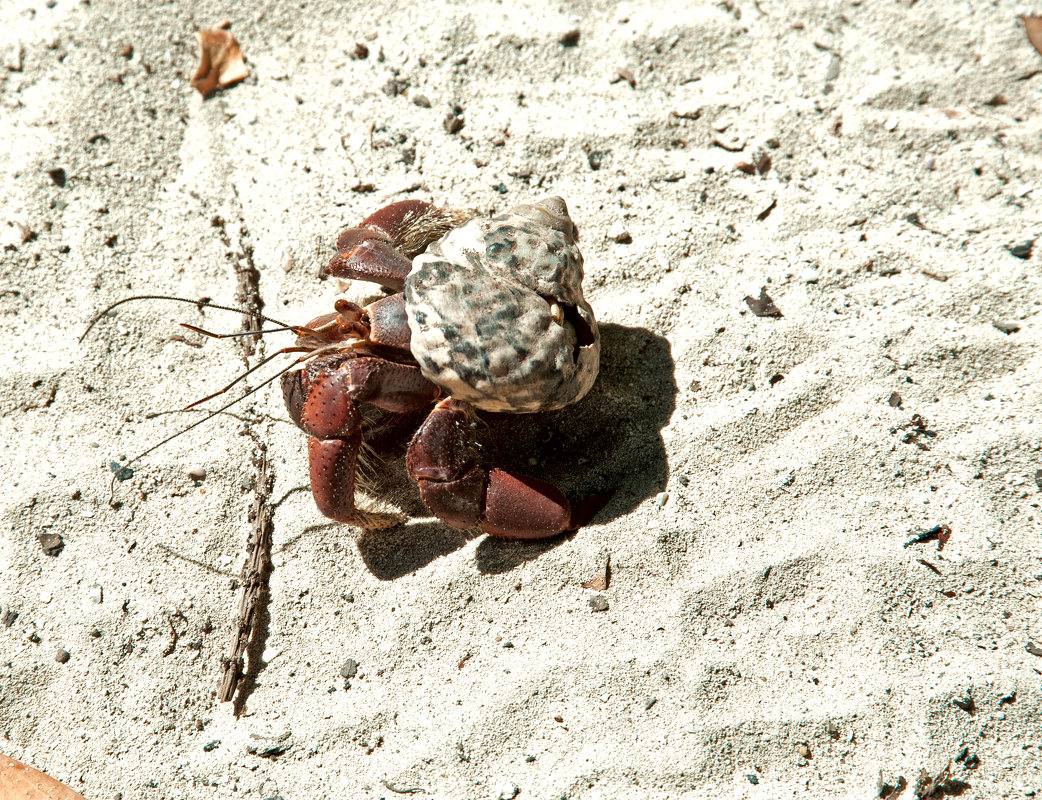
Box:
[582,555,611,590]
[744,287,782,318]
[904,524,951,551]
[0,753,88,800]
[191,22,249,99]
[1023,16,1042,57]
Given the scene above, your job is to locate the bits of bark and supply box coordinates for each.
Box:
[191,24,249,99]
[582,555,611,591]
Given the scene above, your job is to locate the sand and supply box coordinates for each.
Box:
[1,0,1041,797]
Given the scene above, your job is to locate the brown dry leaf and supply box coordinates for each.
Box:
[582,555,611,591]
[0,753,88,800]
[1023,16,1042,57]
[191,23,249,99]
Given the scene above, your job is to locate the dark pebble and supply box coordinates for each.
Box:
[203,740,220,752]
[644,697,657,710]
[746,774,759,785]
[47,168,66,187]
[1,608,18,627]
[1035,469,1042,490]
[55,647,70,663]
[993,320,1020,335]
[558,29,580,46]
[1008,240,1034,259]
[888,392,902,408]
[39,532,64,556]
[588,595,609,612]
[340,658,359,679]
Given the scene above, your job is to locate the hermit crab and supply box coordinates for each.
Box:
[282,196,602,539]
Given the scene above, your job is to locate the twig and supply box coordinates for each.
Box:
[218,443,274,703]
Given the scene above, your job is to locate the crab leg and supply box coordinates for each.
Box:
[326,200,468,290]
[406,398,594,540]
[282,356,439,525]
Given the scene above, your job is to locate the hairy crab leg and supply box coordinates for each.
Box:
[325,200,470,290]
[406,399,603,540]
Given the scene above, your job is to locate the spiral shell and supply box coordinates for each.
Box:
[404,197,599,413]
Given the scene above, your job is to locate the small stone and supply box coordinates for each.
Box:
[588,595,609,612]
[89,584,103,604]
[993,320,1020,335]
[1035,469,1042,490]
[187,466,206,481]
[796,742,811,758]
[888,392,902,408]
[411,93,431,108]
[351,42,369,60]
[55,647,70,664]
[883,116,899,131]
[280,250,295,273]
[1,608,18,627]
[443,110,464,134]
[655,491,669,508]
[609,226,632,244]
[47,168,66,187]
[1008,240,1034,259]
[799,268,820,284]
[339,658,359,679]
[39,533,64,556]
[502,641,514,648]
[644,697,657,710]
[203,740,220,752]
[119,44,133,59]
[493,782,520,800]
[558,29,580,46]
[746,773,759,784]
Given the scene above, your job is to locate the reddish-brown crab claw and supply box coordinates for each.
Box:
[281,196,602,539]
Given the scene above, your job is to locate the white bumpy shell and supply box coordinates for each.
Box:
[404,197,600,413]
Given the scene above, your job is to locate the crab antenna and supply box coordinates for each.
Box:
[81,294,293,343]
[182,345,310,410]
[180,322,303,339]
[109,355,308,496]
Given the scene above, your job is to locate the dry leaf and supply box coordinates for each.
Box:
[1023,16,1042,57]
[0,753,88,800]
[582,555,611,591]
[191,24,249,99]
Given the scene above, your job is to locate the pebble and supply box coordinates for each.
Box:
[558,29,580,46]
[655,491,669,508]
[89,584,103,604]
[339,658,359,679]
[39,590,52,604]
[609,226,632,244]
[187,466,206,482]
[492,782,519,800]
[55,647,70,663]
[588,595,609,612]
[411,93,431,108]
[39,532,64,556]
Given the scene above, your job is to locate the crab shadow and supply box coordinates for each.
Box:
[355,322,676,578]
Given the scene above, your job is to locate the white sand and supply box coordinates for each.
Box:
[1,0,1041,797]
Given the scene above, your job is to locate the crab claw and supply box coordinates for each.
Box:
[406,399,598,539]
